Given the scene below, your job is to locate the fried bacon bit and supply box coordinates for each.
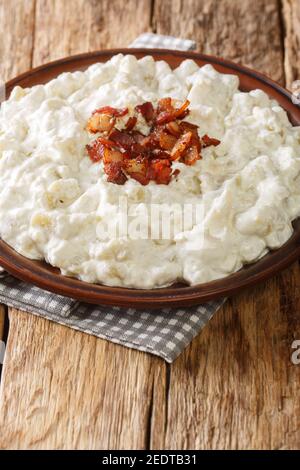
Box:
[173,100,190,119]
[125,116,138,131]
[131,130,145,145]
[93,106,128,117]
[156,99,190,125]
[97,137,117,148]
[182,145,199,166]
[140,133,158,150]
[86,139,105,162]
[109,129,135,150]
[166,121,181,137]
[201,134,221,148]
[102,147,123,164]
[157,97,173,113]
[135,102,155,122]
[105,162,127,185]
[85,97,220,185]
[180,121,202,152]
[124,158,149,185]
[170,132,193,161]
[86,113,115,133]
[86,106,128,133]
[159,131,177,151]
[152,149,171,160]
[148,159,172,185]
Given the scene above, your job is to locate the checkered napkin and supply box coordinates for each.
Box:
[130,32,196,51]
[0,34,225,363]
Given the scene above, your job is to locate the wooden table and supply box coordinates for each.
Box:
[0,0,300,450]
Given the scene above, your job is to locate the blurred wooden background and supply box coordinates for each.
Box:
[0,0,300,449]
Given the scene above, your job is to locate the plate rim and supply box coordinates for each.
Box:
[1,47,300,308]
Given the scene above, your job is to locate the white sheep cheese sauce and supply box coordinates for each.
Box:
[1,54,300,288]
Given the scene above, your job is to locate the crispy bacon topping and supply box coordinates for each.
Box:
[86,113,115,134]
[85,98,220,185]
[109,129,135,150]
[166,121,181,137]
[170,132,193,161]
[86,139,105,162]
[135,102,155,122]
[156,99,190,125]
[86,106,128,133]
[201,134,221,147]
[148,159,172,185]
[105,162,127,185]
[92,106,128,117]
[125,116,138,131]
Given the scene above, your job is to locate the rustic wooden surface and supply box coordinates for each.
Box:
[0,305,5,343]
[0,0,300,450]
[283,0,300,88]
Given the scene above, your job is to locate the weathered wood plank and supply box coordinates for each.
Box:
[282,0,300,88]
[0,309,164,449]
[152,271,300,449]
[153,0,285,84]
[33,0,152,66]
[0,0,35,81]
[0,0,36,367]
[0,305,5,341]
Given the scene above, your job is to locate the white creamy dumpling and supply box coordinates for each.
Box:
[174,59,200,86]
[225,89,292,154]
[1,85,46,122]
[199,128,259,193]
[234,156,292,249]
[44,71,86,99]
[184,64,239,141]
[271,145,300,190]
[187,64,239,115]
[157,60,188,100]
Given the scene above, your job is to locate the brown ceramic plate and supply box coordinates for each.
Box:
[1,48,300,308]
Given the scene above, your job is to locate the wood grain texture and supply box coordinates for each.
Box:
[152,270,300,449]
[0,0,35,80]
[0,0,300,450]
[0,305,5,341]
[154,0,285,84]
[33,0,152,66]
[282,0,300,88]
[0,309,165,449]
[0,0,36,374]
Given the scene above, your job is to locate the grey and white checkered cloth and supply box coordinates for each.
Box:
[130,32,196,51]
[0,34,225,363]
